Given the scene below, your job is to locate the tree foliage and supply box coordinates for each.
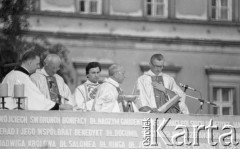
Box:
[0,0,76,90]
[0,0,29,81]
[0,0,29,51]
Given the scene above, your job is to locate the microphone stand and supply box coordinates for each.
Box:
[185,94,217,114]
[183,86,188,93]
[182,86,216,114]
[194,90,204,114]
[186,95,216,106]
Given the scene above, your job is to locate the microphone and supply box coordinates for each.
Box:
[180,83,197,91]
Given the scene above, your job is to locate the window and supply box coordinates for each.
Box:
[210,0,232,21]
[76,0,102,14]
[211,86,235,115]
[145,0,168,18]
[206,66,240,115]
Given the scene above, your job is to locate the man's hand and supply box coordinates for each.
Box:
[119,95,138,102]
[139,106,161,113]
[152,81,166,92]
[139,106,152,112]
[150,108,161,113]
[59,104,73,110]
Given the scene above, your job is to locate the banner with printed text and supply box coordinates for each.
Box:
[0,111,240,149]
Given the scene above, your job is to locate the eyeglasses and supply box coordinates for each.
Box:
[151,64,164,69]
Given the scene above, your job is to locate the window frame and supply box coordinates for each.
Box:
[209,82,239,115]
[76,0,102,15]
[209,0,233,21]
[144,0,169,18]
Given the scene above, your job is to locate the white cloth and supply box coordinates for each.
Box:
[30,68,74,106]
[73,80,99,110]
[2,70,55,110]
[94,78,121,112]
[134,70,189,114]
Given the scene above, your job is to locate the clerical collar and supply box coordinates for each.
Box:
[41,68,50,76]
[85,80,99,85]
[15,66,30,76]
[104,77,119,88]
[144,70,163,77]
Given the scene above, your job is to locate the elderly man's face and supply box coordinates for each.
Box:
[45,61,60,76]
[116,67,125,84]
[150,59,164,75]
[87,67,101,83]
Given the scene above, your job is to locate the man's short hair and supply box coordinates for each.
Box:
[150,54,164,64]
[86,62,101,75]
[21,50,39,63]
[108,64,122,76]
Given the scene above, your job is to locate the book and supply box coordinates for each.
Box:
[158,93,181,113]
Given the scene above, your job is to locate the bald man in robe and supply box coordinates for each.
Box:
[93,64,126,112]
[31,54,74,107]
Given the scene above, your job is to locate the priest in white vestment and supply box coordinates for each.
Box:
[133,54,189,114]
[31,54,74,106]
[93,64,126,112]
[2,50,62,110]
[73,62,101,111]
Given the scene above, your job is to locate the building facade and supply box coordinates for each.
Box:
[25,0,240,115]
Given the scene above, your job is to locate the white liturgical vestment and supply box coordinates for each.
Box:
[31,68,74,106]
[2,67,55,110]
[73,80,99,110]
[94,78,121,112]
[134,70,189,114]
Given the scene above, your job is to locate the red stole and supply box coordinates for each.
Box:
[151,76,180,113]
[46,76,61,104]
